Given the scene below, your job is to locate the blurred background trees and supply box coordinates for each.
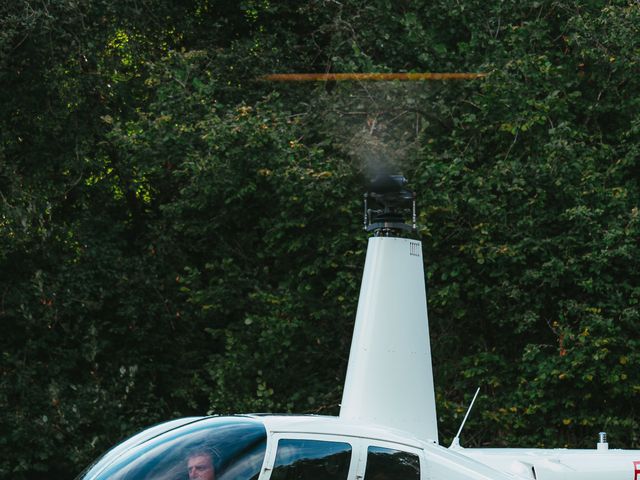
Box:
[1,0,638,477]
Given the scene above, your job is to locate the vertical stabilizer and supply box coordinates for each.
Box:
[339,236,438,442]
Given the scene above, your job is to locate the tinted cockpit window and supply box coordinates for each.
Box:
[77,416,267,480]
[363,446,420,480]
[271,439,352,480]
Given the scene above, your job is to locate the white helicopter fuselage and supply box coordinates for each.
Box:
[78,219,640,480]
[253,413,640,480]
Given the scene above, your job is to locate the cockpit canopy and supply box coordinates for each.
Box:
[77,415,426,480]
[77,416,267,480]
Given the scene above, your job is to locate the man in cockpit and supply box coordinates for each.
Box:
[186,448,215,480]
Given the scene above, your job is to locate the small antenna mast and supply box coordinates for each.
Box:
[450,387,481,449]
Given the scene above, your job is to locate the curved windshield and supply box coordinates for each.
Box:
[78,416,267,480]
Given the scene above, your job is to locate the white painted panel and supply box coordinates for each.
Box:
[340,237,438,443]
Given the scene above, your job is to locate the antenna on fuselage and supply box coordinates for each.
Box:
[450,387,481,449]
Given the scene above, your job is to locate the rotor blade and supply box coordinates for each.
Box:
[259,72,487,82]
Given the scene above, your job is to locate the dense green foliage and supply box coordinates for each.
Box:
[1,0,639,477]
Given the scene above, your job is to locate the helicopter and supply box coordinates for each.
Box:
[76,174,640,480]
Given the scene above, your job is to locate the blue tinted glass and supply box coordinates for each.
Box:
[77,416,266,480]
[271,439,352,480]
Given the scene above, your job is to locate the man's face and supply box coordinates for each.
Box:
[187,454,214,480]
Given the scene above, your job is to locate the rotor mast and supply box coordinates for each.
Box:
[340,175,438,443]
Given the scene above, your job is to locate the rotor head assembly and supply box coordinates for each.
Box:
[364,174,416,236]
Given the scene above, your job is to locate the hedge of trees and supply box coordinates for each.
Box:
[1,1,639,477]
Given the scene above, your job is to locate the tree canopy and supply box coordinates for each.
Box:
[1,1,639,477]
